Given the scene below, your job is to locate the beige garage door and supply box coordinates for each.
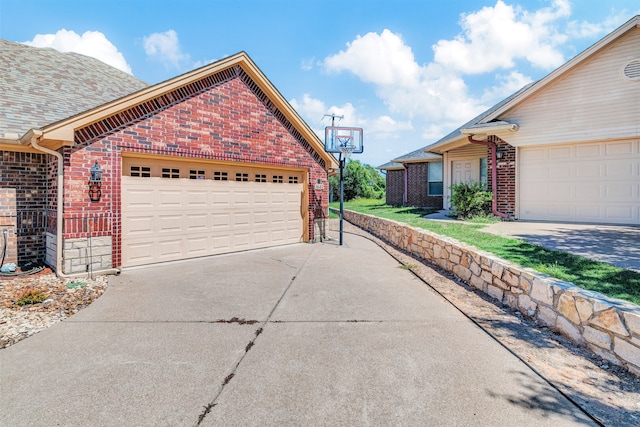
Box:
[122,177,304,267]
[519,140,640,224]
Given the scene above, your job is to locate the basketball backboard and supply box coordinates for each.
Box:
[324,126,364,155]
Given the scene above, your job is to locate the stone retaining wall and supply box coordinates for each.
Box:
[343,210,640,375]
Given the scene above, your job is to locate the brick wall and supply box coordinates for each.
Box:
[406,163,443,209]
[488,136,516,217]
[62,71,327,269]
[385,170,404,206]
[0,151,49,265]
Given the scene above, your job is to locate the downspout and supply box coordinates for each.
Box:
[30,134,120,278]
[402,163,408,205]
[467,135,509,219]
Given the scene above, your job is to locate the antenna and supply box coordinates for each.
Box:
[323,113,344,127]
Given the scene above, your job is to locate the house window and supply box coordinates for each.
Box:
[255,174,267,183]
[236,173,249,182]
[130,166,151,177]
[288,176,299,184]
[213,171,228,181]
[480,157,488,187]
[189,170,205,180]
[272,175,283,183]
[427,162,443,196]
[162,168,180,179]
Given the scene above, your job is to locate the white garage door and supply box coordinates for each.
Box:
[122,177,304,267]
[519,140,640,224]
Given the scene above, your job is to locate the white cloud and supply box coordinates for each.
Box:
[23,29,132,74]
[324,29,420,87]
[481,71,533,102]
[143,30,189,69]
[433,0,570,74]
[322,30,485,138]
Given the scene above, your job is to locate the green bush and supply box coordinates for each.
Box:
[450,181,492,220]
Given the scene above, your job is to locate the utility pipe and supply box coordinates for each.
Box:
[30,133,121,278]
[402,163,408,205]
[467,135,509,219]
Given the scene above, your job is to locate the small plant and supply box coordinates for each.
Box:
[400,264,419,270]
[16,288,48,306]
[450,181,492,220]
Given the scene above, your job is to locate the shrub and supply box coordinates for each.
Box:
[450,181,493,220]
[16,288,48,306]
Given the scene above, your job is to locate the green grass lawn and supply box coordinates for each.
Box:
[330,199,640,305]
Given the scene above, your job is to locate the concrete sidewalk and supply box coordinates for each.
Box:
[0,234,595,426]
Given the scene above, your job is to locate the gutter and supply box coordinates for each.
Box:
[29,131,120,278]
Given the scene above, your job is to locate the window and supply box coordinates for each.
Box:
[189,170,205,180]
[427,162,443,196]
[288,176,299,184]
[213,171,228,181]
[130,166,151,177]
[161,168,180,179]
[236,173,249,182]
[272,175,283,183]
[255,174,267,183]
[480,157,488,187]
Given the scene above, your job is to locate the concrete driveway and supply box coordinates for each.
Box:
[0,234,595,426]
[481,220,640,272]
[424,210,640,272]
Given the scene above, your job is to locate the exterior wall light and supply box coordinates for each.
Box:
[88,160,103,202]
[496,149,505,160]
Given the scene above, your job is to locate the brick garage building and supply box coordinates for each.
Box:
[0,42,337,274]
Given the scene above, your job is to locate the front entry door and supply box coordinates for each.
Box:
[451,160,478,185]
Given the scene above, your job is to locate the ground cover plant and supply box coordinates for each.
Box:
[331,199,640,305]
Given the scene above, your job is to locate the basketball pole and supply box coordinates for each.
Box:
[339,150,344,245]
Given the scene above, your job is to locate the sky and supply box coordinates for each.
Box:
[1,0,638,168]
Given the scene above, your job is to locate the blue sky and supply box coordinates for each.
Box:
[1,0,638,168]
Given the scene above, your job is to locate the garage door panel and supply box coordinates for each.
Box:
[122,177,304,267]
[520,141,639,224]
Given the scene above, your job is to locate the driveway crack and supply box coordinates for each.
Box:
[194,245,318,426]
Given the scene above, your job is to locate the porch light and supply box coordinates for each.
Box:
[496,149,505,160]
[88,160,103,202]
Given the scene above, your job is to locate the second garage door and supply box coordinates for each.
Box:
[121,175,304,267]
[519,140,640,224]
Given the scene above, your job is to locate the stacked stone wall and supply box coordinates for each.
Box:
[343,209,640,375]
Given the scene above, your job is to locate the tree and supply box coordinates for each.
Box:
[329,160,385,202]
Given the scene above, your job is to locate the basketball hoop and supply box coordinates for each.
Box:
[322,125,364,246]
[337,136,355,160]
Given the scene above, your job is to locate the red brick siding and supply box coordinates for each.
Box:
[405,163,444,208]
[488,136,516,217]
[385,169,404,206]
[63,74,327,268]
[0,151,49,264]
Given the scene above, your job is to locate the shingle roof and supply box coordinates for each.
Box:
[0,40,149,137]
[377,161,404,170]
[392,146,442,163]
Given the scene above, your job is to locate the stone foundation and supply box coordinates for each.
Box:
[62,236,113,274]
[344,209,640,375]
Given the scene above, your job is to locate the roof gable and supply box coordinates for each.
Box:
[425,15,640,152]
[14,51,336,170]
